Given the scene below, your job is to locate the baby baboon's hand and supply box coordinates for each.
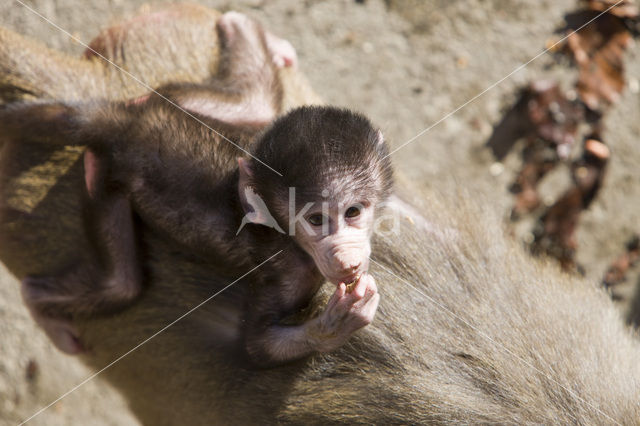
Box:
[307,273,380,353]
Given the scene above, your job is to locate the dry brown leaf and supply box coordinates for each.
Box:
[564,10,633,110]
[526,80,582,155]
[585,0,639,18]
[532,186,583,270]
[496,81,583,218]
[603,235,640,287]
[532,137,609,271]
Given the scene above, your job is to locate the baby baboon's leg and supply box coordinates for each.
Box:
[163,11,294,126]
[21,150,142,353]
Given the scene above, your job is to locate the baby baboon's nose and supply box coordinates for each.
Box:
[339,262,360,274]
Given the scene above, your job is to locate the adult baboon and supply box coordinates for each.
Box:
[1,4,640,425]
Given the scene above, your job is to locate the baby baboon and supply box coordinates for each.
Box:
[1,13,392,366]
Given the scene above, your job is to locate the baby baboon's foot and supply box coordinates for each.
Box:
[265,31,297,68]
[21,276,85,354]
[217,11,297,69]
[217,11,267,64]
[36,316,84,355]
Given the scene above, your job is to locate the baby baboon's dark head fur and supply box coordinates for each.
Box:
[251,106,393,208]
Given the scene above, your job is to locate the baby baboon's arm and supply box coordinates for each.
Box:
[244,274,380,367]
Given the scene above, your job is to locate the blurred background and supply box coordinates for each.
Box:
[1,0,639,424]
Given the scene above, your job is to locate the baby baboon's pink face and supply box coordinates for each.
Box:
[292,199,375,286]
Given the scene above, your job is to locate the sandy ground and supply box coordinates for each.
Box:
[1,0,639,424]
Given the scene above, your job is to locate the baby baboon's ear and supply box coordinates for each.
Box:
[375,129,384,147]
[237,157,255,215]
[237,158,278,228]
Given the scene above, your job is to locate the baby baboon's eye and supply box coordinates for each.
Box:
[345,206,361,218]
[307,214,326,226]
